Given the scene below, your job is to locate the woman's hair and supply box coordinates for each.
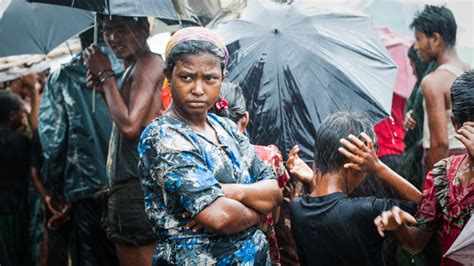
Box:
[209,81,247,123]
[314,111,375,174]
[451,70,474,125]
[407,44,432,83]
[164,40,226,77]
[0,90,22,124]
[407,44,417,62]
[410,5,457,47]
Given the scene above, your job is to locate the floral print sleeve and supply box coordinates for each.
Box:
[415,159,446,232]
[139,122,224,217]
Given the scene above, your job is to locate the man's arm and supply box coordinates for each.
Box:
[101,55,164,139]
[220,179,282,214]
[422,76,449,170]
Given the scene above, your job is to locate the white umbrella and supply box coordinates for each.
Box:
[444,216,474,265]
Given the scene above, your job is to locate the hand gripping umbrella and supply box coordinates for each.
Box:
[213,1,397,162]
[27,0,201,113]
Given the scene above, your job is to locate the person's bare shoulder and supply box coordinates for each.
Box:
[421,70,453,97]
[134,53,165,81]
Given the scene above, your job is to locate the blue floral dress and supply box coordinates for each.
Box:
[138,114,274,265]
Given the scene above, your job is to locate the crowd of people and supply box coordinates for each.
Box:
[0,4,472,266]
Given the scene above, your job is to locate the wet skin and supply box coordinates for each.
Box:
[168,52,223,124]
[102,17,148,62]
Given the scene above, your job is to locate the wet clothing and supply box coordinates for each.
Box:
[39,50,123,202]
[416,154,474,266]
[0,130,31,213]
[0,223,11,266]
[254,144,290,264]
[106,63,138,186]
[39,48,123,265]
[403,61,437,189]
[139,114,275,265]
[71,198,119,266]
[291,193,416,266]
[0,130,32,266]
[422,64,465,150]
[101,178,156,246]
[374,93,406,158]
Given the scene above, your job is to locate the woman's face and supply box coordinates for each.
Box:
[169,52,223,117]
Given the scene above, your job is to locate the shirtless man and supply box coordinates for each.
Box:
[84,15,164,265]
[410,5,470,171]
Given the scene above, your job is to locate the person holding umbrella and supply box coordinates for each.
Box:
[39,29,121,265]
[138,27,282,265]
[83,15,164,265]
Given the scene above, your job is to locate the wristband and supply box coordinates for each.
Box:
[97,69,115,83]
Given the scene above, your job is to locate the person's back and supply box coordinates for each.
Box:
[287,111,421,266]
[291,194,414,266]
[0,130,30,212]
[0,91,31,266]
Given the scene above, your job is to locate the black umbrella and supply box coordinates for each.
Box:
[28,0,200,25]
[213,1,397,162]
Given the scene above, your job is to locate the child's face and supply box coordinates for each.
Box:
[10,105,26,131]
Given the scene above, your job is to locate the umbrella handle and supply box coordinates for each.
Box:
[92,88,96,113]
[92,14,99,114]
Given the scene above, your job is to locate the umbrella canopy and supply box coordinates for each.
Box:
[0,0,93,57]
[444,216,474,265]
[28,0,200,25]
[377,27,416,98]
[213,1,397,161]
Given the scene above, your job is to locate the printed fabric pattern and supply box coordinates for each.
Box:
[138,113,275,265]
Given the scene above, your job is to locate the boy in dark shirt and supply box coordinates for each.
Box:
[287,111,420,266]
[0,90,32,265]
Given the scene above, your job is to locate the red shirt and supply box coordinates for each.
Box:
[374,93,406,157]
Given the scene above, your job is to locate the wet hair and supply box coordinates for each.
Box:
[164,40,226,77]
[97,15,149,38]
[407,43,433,82]
[209,81,247,123]
[451,70,474,125]
[410,5,457,47]
[407,44,417,62]
[0,91,22,124]
[314,111,375,174]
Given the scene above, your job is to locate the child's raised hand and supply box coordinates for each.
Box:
[286,145,314,185]
[455,122,474,159]
[338,132,382,174]
[373,206,417,237]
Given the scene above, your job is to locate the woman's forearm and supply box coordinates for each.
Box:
[221,179,283,214]
[195,197,261,235]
